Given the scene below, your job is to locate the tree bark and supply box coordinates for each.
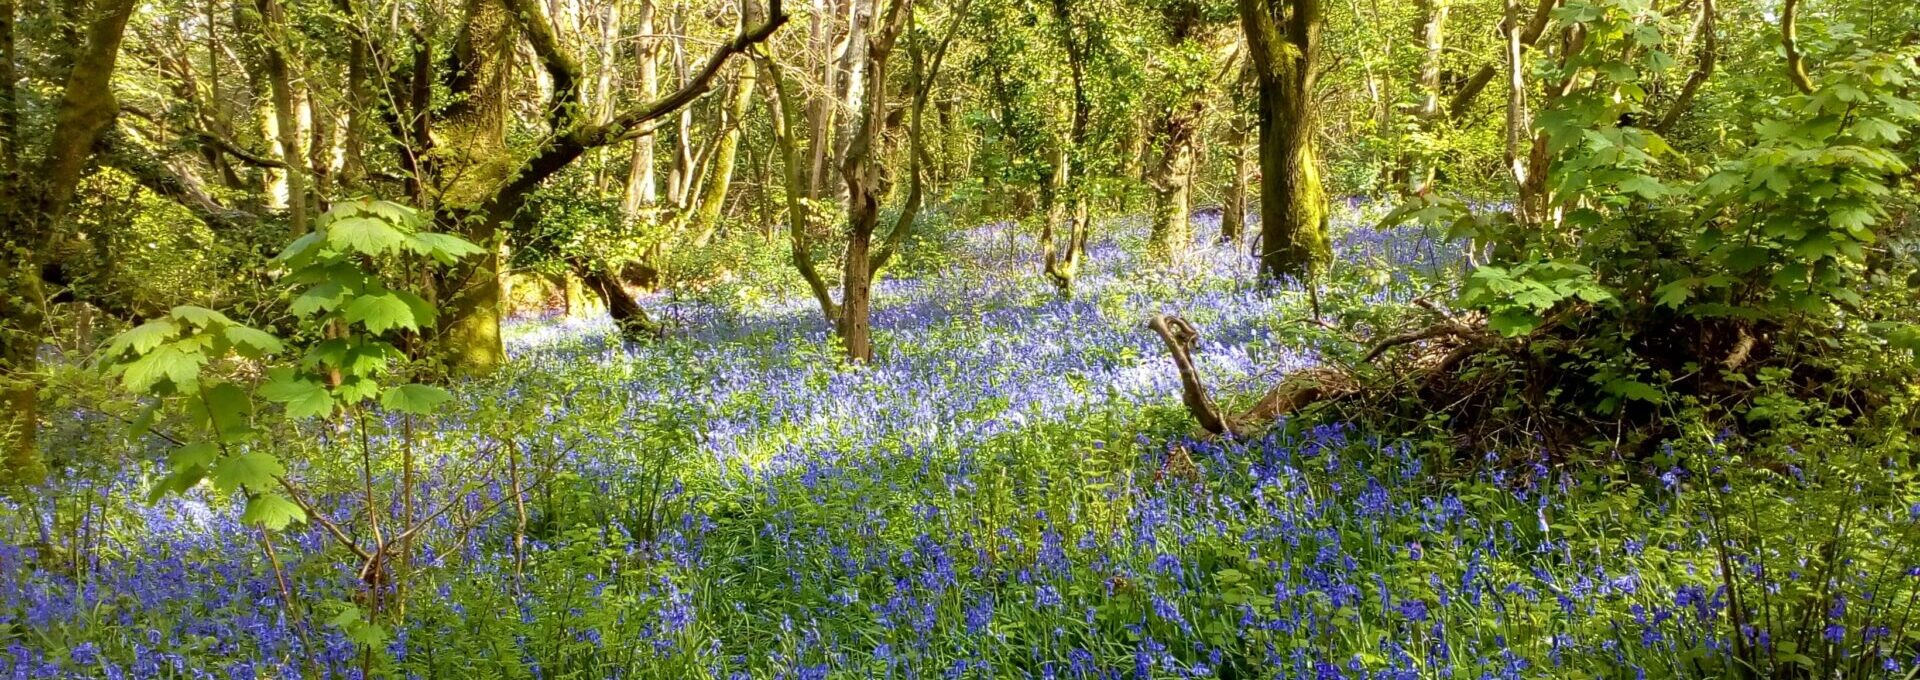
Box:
[258,0,308,235]
[1241,0,1331,282]
[1,0,137,486]
[1446,0,1554,120]
[622,0,660,221]
[690,61,757,247]
[1041,0,1091,295]
[1406,0,1448,195]
[433,0,515,375]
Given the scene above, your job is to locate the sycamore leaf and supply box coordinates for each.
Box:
[1487,309,1541,337]
[168,441,218,474]
[212,452,285,494]
[326,216,409,256]
[223,326,284,356]
[1827,207,1876,237]
[392,290,438,328]
[1606,379,1664,403]
[106,319,180,358]
[405,232,485,264]
[197,382,255,442]
[275,231,325,263]
[120,344,206,392]
[380,384,453,415]
[335,375,381,403]
[242,493,307,530]
[260,372,335,418]
[344,293,417,334]
[147,468,207,503]
[291,282,348,317]
[170,305,233,329]
[1653,279,1694,308]
[358,200,420,227]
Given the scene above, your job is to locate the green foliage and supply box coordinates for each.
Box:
[270,199,476,415]
[1459,259,1613,336]
[95,199,479,533]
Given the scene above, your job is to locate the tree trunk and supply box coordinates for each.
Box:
[1241,0,1331,282]
[258,0,308,235]
[690,61,756,247]
[576,260,661,341]
[1,0,136,485]
[1221,88,1250,245]
[1406,0,1448,195]
[622,0,659,221]
[1042,0,1091,295]
[1147,98,1197,262]
[434,0,515,374]
[838,230,874,361]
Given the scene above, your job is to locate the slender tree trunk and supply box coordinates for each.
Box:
[339,0,369,186]
[1221,114,1249,244]
[1407,0,1448,195]
[1042,0,1090,295]
[838,229,874,361]
[1147,119,1195,262]
[690,61,756,247]
[259,0,308,235]
[1504,0,1530,226]
[622,0,659,221]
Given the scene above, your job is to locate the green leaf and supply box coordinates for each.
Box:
[260,372,335,418]
[326,216,409,256]
[223,326,284,356]
[167,441,218,474]
[1605,379,1664,403]
[242,493,307,530]
[344,293,417,334]
[1487,309,1541,337]
[107,319,180,357]
[335,375,382,403]
[291,282,348,317]
[120,344,206,392]
[405,232,486,264]
[196,382,255,442]
[1827,207,1876,236]
[148,467,208,503]
[1653,279,1694,308]
[380,384,453,415]
[275,231,325,263]
[1722,246,1770,272]
[170,305,233,328]
[358,199,420,227]
[212,452,285,494]
[392,289,439,328]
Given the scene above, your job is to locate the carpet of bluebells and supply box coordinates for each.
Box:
[4,209,1918,679]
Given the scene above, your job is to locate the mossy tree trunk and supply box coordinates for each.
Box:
[1146,0,1203,263]
[1240,0,1331,281]
[432,0,514,374]
[0,0,136,486]
[690,61,757,248]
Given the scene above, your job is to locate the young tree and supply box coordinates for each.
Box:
[761,0,967,361]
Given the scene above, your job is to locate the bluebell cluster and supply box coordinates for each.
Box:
[4,208,1914,678]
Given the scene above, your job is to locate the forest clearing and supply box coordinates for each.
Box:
[0,0,1917,676]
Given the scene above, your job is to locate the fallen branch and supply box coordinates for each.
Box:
[1148,314,1358,438]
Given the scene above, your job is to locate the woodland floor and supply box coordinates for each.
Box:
[1,208,1890,678]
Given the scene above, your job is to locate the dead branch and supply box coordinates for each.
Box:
[1148,314,1359,438]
